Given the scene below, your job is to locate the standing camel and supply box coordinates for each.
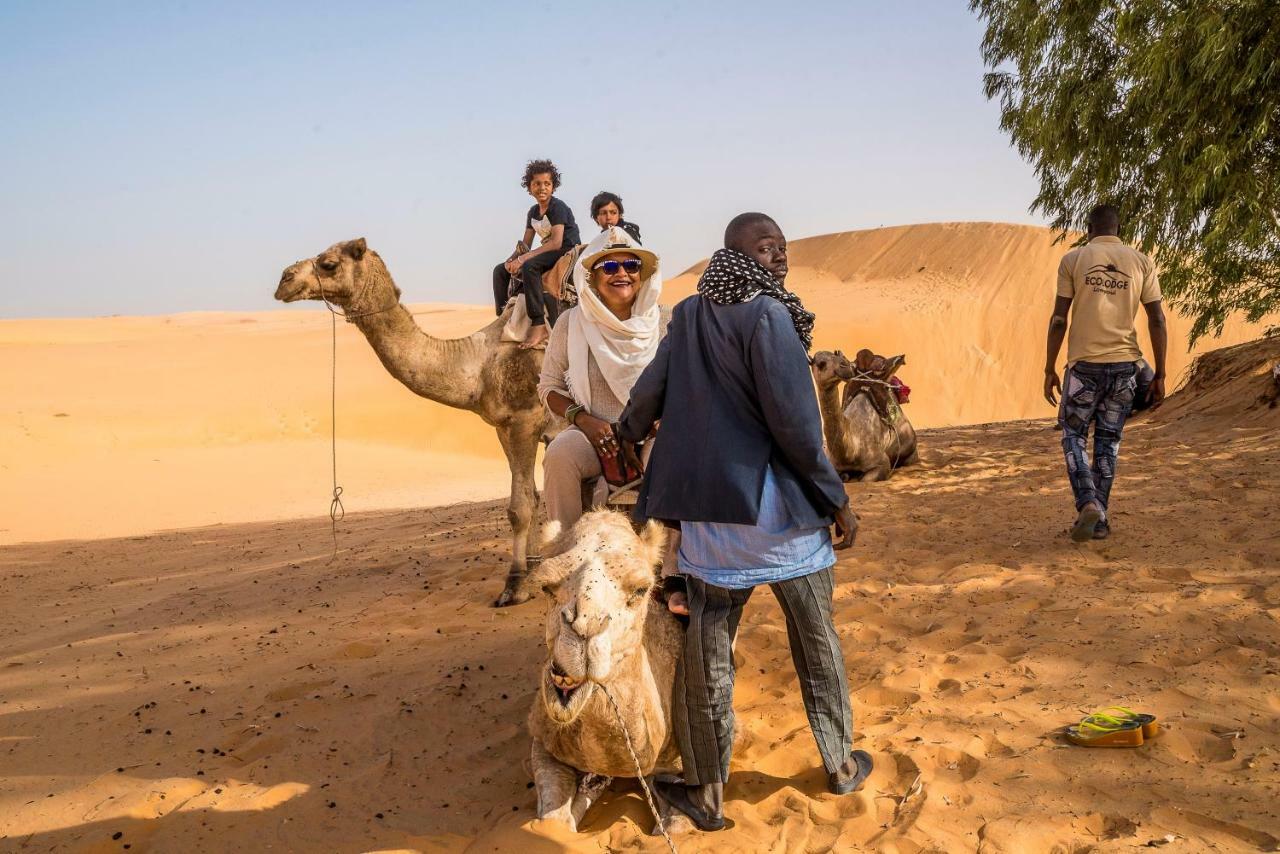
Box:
[811,349,919,481]
[274,237,550,606]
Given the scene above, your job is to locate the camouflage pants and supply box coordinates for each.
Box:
[1058,361,1138,512]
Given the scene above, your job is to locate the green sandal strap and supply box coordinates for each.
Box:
[1075,715,1136,734]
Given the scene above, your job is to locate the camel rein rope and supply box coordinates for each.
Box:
[327,310,343,561]
[600,685,678,854]
[848,370,896,387]
[314,260,399,561]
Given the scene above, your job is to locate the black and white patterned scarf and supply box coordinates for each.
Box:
[696,248,815,350]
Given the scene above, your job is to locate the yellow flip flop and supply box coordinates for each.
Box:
[1093,706,1160,740]
[1065,716,1144,748]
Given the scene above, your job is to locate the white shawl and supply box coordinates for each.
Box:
[565,232,663,413]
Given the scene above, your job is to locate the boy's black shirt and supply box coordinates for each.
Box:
[526,197,580,249]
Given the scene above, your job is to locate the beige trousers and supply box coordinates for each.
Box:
[543,428,605,531]
[542,428,655,530]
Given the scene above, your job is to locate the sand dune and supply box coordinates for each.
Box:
[0,305,512,544]
[1,222,1267,545]
[668,222,1270,428]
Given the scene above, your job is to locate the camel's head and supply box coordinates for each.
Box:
[847,349,908,419]
[528,510,667,725]
[274,238,399,312]
[810,350,855,389]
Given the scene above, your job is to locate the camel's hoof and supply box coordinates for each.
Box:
[493,587,532,608]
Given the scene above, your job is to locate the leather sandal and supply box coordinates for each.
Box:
[829,749,874,794]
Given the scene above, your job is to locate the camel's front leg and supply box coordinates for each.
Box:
[531,738,581,830]
[571,772,612,828]
[494,421,540,607]
[860,455,893,482]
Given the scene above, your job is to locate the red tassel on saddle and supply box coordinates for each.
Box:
[891,376,910,404]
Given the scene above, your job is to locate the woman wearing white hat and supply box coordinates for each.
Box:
[537,227,668,529]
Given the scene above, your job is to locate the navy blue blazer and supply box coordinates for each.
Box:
[618,293,848,527]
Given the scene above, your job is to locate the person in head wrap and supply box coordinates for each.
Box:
[536,227,670,529]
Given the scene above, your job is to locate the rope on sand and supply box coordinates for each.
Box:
[601,685,678,854]
[328,310,344,562]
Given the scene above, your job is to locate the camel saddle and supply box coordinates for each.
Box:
[508,242,583,307]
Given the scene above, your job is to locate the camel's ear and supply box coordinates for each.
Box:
[541,520,578,560]
[345,238,367,260]
[527,552,575,595]
[638,520,667,578]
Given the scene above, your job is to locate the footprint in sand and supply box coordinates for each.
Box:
[231,735,288,765]
[1167,808,1280,851]
[870,753,925,831]
[917,745,982,782]
[1160,723,1240,764]
[337,640,381,659]
[934,677,963,697]
[856,685,922,711]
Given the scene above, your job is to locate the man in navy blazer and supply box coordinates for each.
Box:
[618,213,872,832]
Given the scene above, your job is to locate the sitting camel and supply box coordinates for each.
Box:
[812,349,919,481]
[526,510,684,834]
[274,238,551,606]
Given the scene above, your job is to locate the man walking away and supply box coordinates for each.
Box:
[1044,204,1167,541]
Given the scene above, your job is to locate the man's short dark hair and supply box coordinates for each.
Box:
[724,212,778,251]
[521,159,562,190]
[1087,204,1120,234]
[590,191,624,218]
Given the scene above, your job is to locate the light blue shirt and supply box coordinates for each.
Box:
[678,464,836,589]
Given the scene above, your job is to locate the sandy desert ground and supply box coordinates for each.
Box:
[2,223,1278,852]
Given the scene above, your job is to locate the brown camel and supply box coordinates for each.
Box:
[812,349,919,481]
[274,238,549,606]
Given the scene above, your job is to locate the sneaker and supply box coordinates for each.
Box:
[828,749,874,795]
[1093,519,1111,540]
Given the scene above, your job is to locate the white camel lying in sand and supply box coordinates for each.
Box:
[812,349,919,481]
[274,238,551,606]
[526,510,683,833]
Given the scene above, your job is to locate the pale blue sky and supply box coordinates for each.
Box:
[0,1,1043,318]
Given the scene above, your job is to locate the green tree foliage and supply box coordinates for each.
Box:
[970,1,1280,341]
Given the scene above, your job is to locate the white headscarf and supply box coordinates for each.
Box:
[565,229,663,412]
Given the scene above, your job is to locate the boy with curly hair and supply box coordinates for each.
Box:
[492,159,581,349]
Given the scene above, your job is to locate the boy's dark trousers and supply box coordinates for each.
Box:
[673,567,853,785]
[1058,360,1138,512]
[491,252,563,326]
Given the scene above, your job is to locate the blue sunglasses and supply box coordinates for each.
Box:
[592,258,643,275]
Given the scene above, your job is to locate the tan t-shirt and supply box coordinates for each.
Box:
[1057,235,1162,365]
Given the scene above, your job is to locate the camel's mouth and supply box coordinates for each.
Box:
[544,661,592,720]
[550,661,583,703]
[274,280,311,303]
